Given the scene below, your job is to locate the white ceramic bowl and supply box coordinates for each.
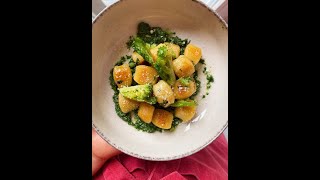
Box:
[92,0,228,161]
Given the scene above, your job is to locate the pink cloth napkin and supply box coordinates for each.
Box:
[94,134,228,180]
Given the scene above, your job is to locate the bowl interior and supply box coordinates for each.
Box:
[92,0,228,160]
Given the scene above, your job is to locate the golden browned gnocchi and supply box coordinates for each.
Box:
[132,52,145,65]
[184,44,202,65]
[174,106,196,122]
[109,22,213,133]
[150,43,166,62]
[173,80,196,99]
[138,102,155,123]
[118,93,140,113]
[164,42,180,59]
[151,109,173,129]
[133,65,158,85]
[153,80,175,107]
[172,55,195,78]
[113,63,132,88]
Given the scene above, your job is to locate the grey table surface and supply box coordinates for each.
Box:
[92,0,228,141]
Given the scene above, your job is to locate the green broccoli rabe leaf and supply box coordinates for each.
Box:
[178,77,193,86]
[131,37,176,86]
[131,37,154,65]
[170,100,197,107]
[154,46,176,85]
[119,84,156,104]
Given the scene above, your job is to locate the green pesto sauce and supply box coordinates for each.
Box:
[127,22,190,55]
[190,69,201,100]
[206,74,214,90]
[198,59,214,98]
[205,69,214,90]
[168,118,182,132]
[131,110,162,133]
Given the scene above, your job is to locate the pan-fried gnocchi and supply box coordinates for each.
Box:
[110,22,212,133]
[173,55,195,78]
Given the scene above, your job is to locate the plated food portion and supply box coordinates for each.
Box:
[109,22,213,133]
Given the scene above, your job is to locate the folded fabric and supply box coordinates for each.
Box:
[94,134,228,180]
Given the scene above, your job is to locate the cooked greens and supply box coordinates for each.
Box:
[131,37,154,65]
[171,100,197,107]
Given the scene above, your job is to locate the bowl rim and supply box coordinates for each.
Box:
[92,0,228,161]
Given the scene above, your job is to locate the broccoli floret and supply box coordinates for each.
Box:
[153,45,176,85]
[119,84,156,104]
[170,99,197,107]
[131,37,154,65]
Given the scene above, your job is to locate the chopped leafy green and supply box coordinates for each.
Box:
[171,100,197,107]
[119,84,157,104]
[153,46,176,85]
